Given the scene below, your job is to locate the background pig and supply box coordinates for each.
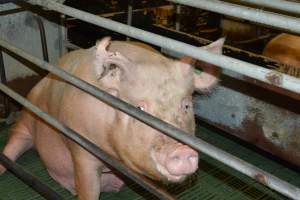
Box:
[263,33,300,69]
[0,37,224,199]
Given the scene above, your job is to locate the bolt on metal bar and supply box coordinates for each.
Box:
[228,0,300,16]
[24,0,300,95]
[167,0,300,34]
[1,38,300,200]
[0,83,174,200]
[0,153,64,200]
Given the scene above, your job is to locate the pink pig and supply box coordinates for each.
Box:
[0,37,224,200]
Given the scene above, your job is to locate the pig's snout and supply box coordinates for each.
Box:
[165,145,198,176]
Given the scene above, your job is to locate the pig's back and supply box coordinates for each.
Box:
[263,33,300,68]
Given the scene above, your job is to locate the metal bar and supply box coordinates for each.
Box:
[0,83,174,200]
[175,4,181,31]
[126,0,133,41]
[59,14,67,56]
[0,153,64,200]
[0,50,6,84]
[166,0,300,34]
[1,39,300,200]
[228,0,300,15]
[34,16,49,62]
[0,49,9,117]
[0,0,19,4]
[24,0,300,95]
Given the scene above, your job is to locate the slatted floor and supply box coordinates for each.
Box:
[0,122,299,199]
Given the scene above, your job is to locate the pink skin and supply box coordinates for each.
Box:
[180,38,225,93]
[0,37,224,200]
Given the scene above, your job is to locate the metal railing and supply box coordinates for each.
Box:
[1,37,300,199]
[0,0,299,199]
[24,0,300,95]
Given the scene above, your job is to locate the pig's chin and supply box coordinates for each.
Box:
[155,162,188,183]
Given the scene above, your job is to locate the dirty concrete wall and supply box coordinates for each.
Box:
[0,3,62,83]
[194,74,300,167]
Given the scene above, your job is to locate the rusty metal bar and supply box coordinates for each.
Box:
[1,38,300,199]
[23,0,300,94]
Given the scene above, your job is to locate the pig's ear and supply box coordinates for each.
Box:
[201,37,225,55]
[95,37,111,55]
[94,37,112,77]
[95,43,133,95]
[181,38,225,93]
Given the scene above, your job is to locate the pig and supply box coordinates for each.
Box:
[263,33,300,68]
[0,37,224,200]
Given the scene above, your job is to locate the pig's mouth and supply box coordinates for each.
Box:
[154,160,188,182]
[150,145,199,183]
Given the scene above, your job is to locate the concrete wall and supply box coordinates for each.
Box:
[0,3,62,81]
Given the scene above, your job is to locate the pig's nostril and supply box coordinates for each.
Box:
[188,155,199,169]
[171,155,180,161]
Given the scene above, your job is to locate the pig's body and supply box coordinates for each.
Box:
[263,33,300,68]
[0,38,224,199]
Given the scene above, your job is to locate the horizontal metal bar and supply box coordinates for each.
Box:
[228,0,300,15]
[0,83,174,200]
[0,153,64,200]
[167,0,300,34]
[24,0,300,95]
[1,39,300,200]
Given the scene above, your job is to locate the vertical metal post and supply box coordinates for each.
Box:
[175,4,181,31]
[126,0,133,41]
[59,14,67,56]
[0,48,9,118]
[35,15,49,62]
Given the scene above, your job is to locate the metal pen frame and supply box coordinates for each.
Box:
[0,0,299,199]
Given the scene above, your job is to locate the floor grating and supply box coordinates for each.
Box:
[0,122,299,199]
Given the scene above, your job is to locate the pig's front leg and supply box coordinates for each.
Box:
[71,148,103,200]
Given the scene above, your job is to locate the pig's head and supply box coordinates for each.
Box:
[93,37,224,183]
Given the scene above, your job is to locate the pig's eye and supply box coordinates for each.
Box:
[181,98,192,113]
[136,100,148,112]
[137,106,145,111]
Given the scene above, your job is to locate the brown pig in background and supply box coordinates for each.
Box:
[0,37,224,200]
[263,33,300,69]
